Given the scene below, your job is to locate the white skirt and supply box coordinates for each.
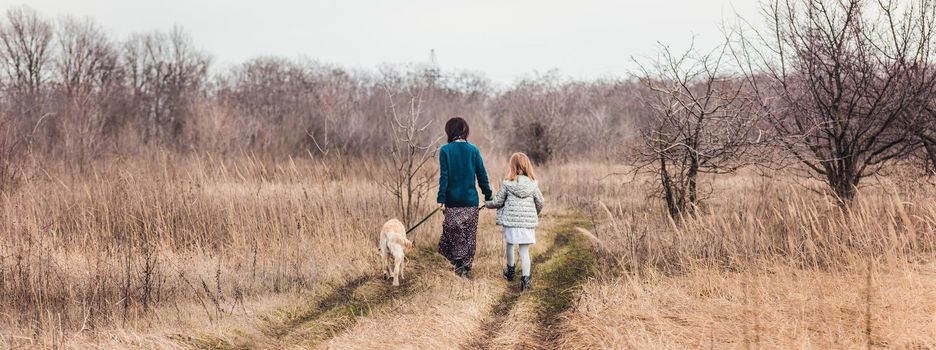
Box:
[503,227,536,245]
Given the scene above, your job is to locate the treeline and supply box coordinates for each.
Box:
[2,1,935,209]
[0,6,644,188]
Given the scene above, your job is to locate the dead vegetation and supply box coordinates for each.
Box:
[1,1,936,348]
[3,157,934,348]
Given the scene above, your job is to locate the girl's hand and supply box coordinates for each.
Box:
[439,203,446,213]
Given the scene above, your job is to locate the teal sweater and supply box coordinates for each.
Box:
[437,141,492,207]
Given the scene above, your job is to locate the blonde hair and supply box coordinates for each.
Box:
[506,152,536,181]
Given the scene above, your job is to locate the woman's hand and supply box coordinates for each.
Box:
[439,203,446,213]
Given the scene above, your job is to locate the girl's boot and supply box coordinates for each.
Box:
[503,265,516,281]
[520,276,531,291]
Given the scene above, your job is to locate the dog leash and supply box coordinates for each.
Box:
[406,207,441,234]
[405,205,485,234]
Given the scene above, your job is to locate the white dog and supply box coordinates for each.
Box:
[379,219,414,286]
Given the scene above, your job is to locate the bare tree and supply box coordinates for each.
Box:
[732,0,936,203]
[0,6,671,163]
[635,43,760,220]
[55,16,121,168]
[579,80,645,159]
[913,96,936,174]
[491,72,583,164]
[122,26,209,146]
[378,70,443,239]
[307,67,361,156]
[217,58,375,156]
[0,6,53,121]
[220,57,311,153]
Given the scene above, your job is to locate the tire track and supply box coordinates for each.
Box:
[173,248,442,349]
[463,239,561,350]
[463,215,596,350]
[259,275,371,339]
[534,225,597,349]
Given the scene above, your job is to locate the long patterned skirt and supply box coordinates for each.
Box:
[438,206,479,269]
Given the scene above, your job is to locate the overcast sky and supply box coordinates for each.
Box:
[2,0,762,85]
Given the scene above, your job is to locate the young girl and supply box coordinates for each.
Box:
[485,152,544,291]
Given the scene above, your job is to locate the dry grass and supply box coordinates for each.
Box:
[557,263,936,349]
[321,258,505,349]
[2,156,935,348]
[0,153,421,347]
[549,161,936,270]
[548,161,936,349]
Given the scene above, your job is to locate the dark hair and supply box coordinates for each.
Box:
[445,117,470,142]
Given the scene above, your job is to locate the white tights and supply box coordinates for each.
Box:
[505,243,531,277]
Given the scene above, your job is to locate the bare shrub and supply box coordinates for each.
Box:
[634,43,760,220]
[377,68,442,233]
[0,113,26,191]
[491,73,584,164]
[579,80,646,159]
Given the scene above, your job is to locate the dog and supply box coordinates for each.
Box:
[379,219,414,286]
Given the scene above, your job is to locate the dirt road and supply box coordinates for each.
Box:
[173,213,597,349]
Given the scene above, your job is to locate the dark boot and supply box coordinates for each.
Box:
[520,276,531,292]
[503,265,516,281]
[460,265,472,278]
[454,259,470,278]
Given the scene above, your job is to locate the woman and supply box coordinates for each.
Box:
[437,117,492,278]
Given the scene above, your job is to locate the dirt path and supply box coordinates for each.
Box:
[171,213,596,350]
[463,215,597,350]
[171,249,444,349]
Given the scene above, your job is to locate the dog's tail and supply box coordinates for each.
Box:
[403,238,414,252]
[390,236,413,252]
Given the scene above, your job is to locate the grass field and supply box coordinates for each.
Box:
[1,155,934,349]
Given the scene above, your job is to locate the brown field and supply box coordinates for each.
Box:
[1,156,934,349]
[1,0,935,348]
